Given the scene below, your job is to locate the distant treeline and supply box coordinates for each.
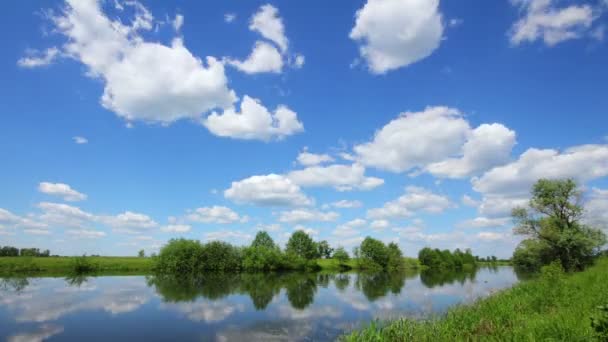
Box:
[155,231,411,274]
[0,246,51,257]
[418,247,501,269]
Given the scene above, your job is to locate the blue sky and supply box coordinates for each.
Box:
[1,0,607,257]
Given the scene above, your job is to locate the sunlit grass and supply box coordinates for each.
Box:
[342,257,608,341]
[0,256,153,274]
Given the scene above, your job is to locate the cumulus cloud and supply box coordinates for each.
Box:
[203,95,303,141]
[227,41,283,74]
[186,206,248,224]
[509,0,599,46]
[426,123,516,178]
[38,202,94,229]
[457,217,510,229]
[354,107,470,173]
[172,14,184,31]
[473,145,608,197]
[367,186,453,220]
[249,4,288,53]
[38,182,87,202]
[333,218,366,237]
[584,188,608,232]
[297,150,334,166]
[278,209,339,224]
[66,229,106,238]
[160,224,192,233]
[370,219,390,230]
[355,106,517,177]
[224,174,313,207]
[287,163,384,191]
[328,200,363,209]
[204,230,252,242]
[350,0,444,73]
[101,211,158,233]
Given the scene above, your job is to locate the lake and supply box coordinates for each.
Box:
[0,266,522,341]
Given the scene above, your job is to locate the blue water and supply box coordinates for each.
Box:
[0,267,521,341]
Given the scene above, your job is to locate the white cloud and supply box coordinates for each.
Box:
[250,4,288,53]
[354,107,470,173]
[477,231,509,241]
[227,41,283,74]
[66,229,106,238]
[584,188,608,232]
[38,182,87,202]
[102,211,158,232]
[224,174,312,207]
[73,136,88,144]
[161,224,192,233]
[461,195,480,207]
[457,217,510,229]
[426,123,516,178]
[29,0,237,125]
[287,163,384,191]
[172,14,184,31]
[203,95,303,141]
[329,200,363,209]
[17,47,60,68]
[292,54,305,68]
[473,145,608,197]
[333,218,367,237]
[297,150,334,166]
[24,229,52,235]
[186,206,247,224]
[509,0,597,46]
[204,230,252,242]
[370,219,390,230]
[477,195,528,218]
[349,0,443,73]
[224,13,236,23]
[367,186,453,219]
[449,18,463,27]
[254,223,282,232]
[38,202,94,229]
[0,208,20,225]
[278,209,339,224]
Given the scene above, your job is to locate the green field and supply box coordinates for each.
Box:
[0,256,154,274]
[0,256,423,275]
[343,257,608,341]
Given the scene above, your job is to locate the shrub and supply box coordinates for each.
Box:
[70,255,98,274]
[333,247,350,264]
[155,238,204,274]
[360,237,389,268]
[200,241,242,271]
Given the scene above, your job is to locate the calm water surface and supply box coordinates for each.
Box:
[0,267,522,341]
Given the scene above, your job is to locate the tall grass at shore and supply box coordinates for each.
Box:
[0,256,154,274]
[342,258,608,341]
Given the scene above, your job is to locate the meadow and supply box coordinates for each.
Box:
[0,256,154,274]
[342,257,608,341]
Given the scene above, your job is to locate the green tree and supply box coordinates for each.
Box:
[317,240,333,259]
[251,231,277,249]
[360,237,389,269]
[333,247,350,264]
[387,242,404,270]
[512,179,607,271]
[155,238,204,274]
[286,230,317,260]
[138,249,145,258]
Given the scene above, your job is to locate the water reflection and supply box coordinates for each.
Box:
[0,266,522,342]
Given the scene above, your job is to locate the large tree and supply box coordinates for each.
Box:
[286,230,317,260]
[512,179,606,271]
[251,231,277,249]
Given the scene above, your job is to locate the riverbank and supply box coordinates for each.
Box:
[343,257,608,341]
[0,256,423,275]
[0,256,154,274]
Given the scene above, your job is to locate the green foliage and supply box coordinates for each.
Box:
[418,247,476,270]
[286,230,317,260]
[199,241,242,271]
[591,305,608,341]
[138,249,145,258]
[386,242,404,270]
[70,255,98,274]
[155,238,204,274]
[343,257,608,341]
[251,231,277,249]
[360,237,389,269]
[242,245,284,271]
[0,246,50,257]
[317,240,334,259]
[512,179,606,271]
[333,247,350,264]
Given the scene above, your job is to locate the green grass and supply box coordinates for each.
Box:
[342,257,608,341]
[0,256,154,275]
[316,257,422,271]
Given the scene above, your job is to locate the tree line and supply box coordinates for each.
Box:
[0,246,51,257]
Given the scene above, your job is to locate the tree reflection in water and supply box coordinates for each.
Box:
[420,267,478,288]
[0,276,29,292]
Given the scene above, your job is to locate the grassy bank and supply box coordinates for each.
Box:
[0,256,154,274]
[316,257,422,271]
[0,256,422,275]
[343,257,608,341]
